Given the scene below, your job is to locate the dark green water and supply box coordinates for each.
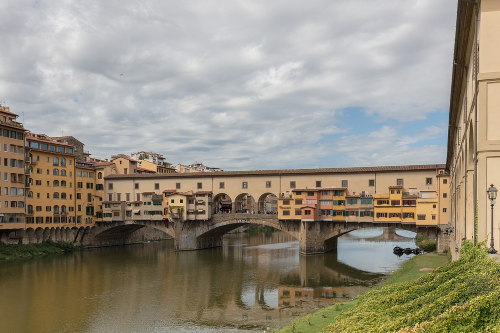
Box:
[0,228,416,332]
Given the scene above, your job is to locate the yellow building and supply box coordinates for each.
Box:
[446,0,500,254]
[26,133,76,228]
[0,105,27,234]
[75,162,97,225]
[111,155,138,174]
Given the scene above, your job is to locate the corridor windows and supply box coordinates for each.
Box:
[290,181,296,189]
[242,182,248,189]
[219,182,225,189]
[266,181,271,188]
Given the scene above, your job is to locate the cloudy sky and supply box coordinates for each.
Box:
[1,0,457,170]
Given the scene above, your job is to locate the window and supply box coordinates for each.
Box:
[397,179,403,186]
[77,182,82,188]
[53,180,59,187]
[242,182,248,189]
[433,204,436,208]
[77,193,81,199]
[342,180,348,187]
[46,206,51,211]
[304,210,311,215]
[307,192,314,196]
[316,181,321,187]
[290,181,296,189]
[322,191,330,195]
[426,178,433,185]
[197,182,202,189]
[266,181,271,188]
[368,179,375,187]
[432,215,436,220]
[108,194,112,201]
[219,182,225,189]
[137,193,141,201]
[443,193,447,198]
[176,183,181,189]
[53,157,59,166]
[135,183,139,190]
[417,215,426,220]
[443,208,447,213]
[347,199,357,205]
[98,172,102,179]
[443,179,448,184]
[53,192,59,199]
[170,199,175,204]
[116,193,120,201]
[282,210,290,216]
[108,183,113,190]
[295,199,302,205]
[391,200,400,206]
[154,183,159,190]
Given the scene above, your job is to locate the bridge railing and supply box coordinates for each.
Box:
[212,213,277,222]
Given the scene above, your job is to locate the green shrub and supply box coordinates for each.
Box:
[420,239,436,252]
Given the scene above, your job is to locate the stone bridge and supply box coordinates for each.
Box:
[87,214,446,254]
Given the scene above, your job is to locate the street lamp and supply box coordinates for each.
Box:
[487,184,498,254]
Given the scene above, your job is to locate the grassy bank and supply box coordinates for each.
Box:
[278,252,450,333]
[280,242,500,332]
[0,240,82,260]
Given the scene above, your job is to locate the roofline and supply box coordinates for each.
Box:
[105,164,445,180]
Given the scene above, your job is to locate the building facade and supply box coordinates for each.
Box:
[0,105,27,231]
[447,0,500,253]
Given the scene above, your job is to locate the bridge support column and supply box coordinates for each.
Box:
[299,221,339,254]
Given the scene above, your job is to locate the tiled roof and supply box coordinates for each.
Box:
[105,164,446,180]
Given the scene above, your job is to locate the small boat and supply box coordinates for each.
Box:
[404,248,413,254]
[393,246,403,253]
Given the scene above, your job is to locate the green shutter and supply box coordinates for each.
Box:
[355,211,359,216]
[370,211,374,217]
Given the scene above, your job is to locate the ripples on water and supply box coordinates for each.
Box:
[0,228,416,332]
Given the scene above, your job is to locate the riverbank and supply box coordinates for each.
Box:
[279,242,500,332]
[0,240,82,260]
[278,251,450,333]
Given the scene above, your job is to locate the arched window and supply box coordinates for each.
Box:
[61,158,66,167]
[53,169,59,175]
[77,216,82,224]
[61,192,66,199]
[53,157,59,166]
[28,191,33,198]
[61,180,66,187]
[54,205,60,214]
[53,180,59,187]
[61,205,67,214]
[61,170,67,176]
[98,172,103,179]
[53,192,59,199]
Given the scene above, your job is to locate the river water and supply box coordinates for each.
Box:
[0,228,416,332]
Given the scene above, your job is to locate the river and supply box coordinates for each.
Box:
[0,227,417,332]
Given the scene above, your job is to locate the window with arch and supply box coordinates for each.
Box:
[53,168,59,175]
[61,180,66,187]
[61,157,66,167]
[53,157,59,166]
[53,192,60,199]
[53,180,59,187]
[54,205,60,214]
[28,191,33,198]
[61,169,67,176]
[61,192,66,199]
[61,205,67,214]
[98,172,103,179]
[77,216,82,224]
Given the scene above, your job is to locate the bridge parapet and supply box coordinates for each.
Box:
[212,213,277,222]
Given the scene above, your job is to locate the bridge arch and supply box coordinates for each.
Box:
[257,192,278,214]
[234,193,256,213]
[213,193,233,213]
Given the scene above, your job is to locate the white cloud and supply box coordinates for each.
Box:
[0,0,456,170]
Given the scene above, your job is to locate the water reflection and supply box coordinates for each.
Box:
[0,228,416,332]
